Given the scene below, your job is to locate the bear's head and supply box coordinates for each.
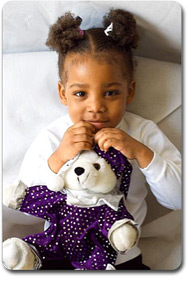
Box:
[64,150,117,193]
[49,150,117,194]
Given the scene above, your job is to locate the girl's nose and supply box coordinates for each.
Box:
[87,97,106,113]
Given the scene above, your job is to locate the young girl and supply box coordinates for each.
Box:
[17,9,181,270]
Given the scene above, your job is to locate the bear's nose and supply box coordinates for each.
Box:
[74,167,85,176]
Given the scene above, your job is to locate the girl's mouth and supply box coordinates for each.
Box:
[86,120,109,130]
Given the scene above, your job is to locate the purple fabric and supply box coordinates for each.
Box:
[20,186,133,270]
[94,145,132,198]
[20,147,133,270]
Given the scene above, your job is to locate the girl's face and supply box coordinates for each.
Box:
[58,53,135,131]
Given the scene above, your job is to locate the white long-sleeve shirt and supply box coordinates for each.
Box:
[18,111,181,264]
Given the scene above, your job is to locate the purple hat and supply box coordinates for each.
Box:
[93,145,132,198]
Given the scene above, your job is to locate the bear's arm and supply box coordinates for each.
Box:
[98,201,139,253]
[19,185,67,220]
[98,200,135,238]
[3,182,66,220]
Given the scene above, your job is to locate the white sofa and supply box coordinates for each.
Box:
[3,1,181,270]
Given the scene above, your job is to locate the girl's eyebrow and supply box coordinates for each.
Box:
[103,82,122,88]
[69,83,89,89]
[69,82,122,89]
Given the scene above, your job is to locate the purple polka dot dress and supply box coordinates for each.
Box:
[20,185,134,270]
[20,146,134,270]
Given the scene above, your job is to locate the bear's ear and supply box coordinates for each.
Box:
[47,174,65,192]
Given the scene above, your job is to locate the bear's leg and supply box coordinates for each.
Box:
[3,237,41,270]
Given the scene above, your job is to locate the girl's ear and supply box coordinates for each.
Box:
[58,81,67,105]
[126,80,136,105]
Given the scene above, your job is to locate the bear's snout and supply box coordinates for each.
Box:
[74,167,85,176]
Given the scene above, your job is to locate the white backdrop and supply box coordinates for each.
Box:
[2,0,182,272]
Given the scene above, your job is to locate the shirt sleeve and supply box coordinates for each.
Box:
[139,120,181,210]
[18,128,62,187]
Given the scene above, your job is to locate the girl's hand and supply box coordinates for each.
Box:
[48,121,95,173]
[94,128,154,169]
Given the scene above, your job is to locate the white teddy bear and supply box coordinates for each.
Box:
[3,147,138,270]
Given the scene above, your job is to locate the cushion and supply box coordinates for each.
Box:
[3,1,181,63]
[2,1,182,270]
[3,50,181,271]
[3,51,181,188]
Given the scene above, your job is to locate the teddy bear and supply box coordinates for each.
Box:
[3,145,139,270]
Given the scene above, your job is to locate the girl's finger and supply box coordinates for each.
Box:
[72,121,96,132]
[102,139,112,152]
[75,142,93,152]
[73,134,94,145]
[94,128,120,142]
[98,136,117,152]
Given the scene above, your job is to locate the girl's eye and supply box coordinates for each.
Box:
[105,91,119,97]
[74,91,86,97]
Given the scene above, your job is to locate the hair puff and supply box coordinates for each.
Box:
[46,12,84,54]
[103,9,139,49]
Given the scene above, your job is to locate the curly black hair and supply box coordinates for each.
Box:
[46,9,139,82]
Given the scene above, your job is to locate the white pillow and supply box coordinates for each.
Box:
[129,56,181,123]
[3,1,181,63]
[3,51,181,187]
[3,52,181,271]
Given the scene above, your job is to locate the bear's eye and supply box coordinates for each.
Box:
[93,163,101,170]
